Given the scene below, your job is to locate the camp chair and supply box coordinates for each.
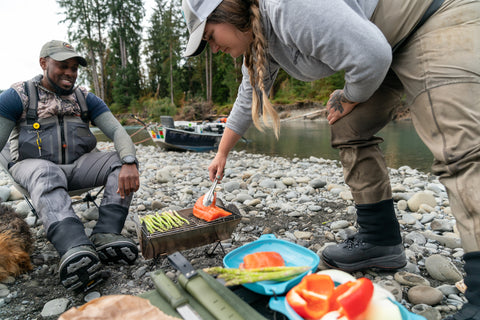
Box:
[0,145,104,221]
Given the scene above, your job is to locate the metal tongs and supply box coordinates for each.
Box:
[202,177,219,206]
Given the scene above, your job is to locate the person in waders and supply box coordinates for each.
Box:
[181,1,480,319]
[0,40,140,293]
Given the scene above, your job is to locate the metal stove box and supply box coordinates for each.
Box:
[133,203,241,259]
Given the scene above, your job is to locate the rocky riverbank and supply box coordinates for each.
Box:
[0,142,466,320]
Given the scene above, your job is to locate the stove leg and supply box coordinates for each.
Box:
[206,240,225,256]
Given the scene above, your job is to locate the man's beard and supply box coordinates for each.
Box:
[46,71,75,96]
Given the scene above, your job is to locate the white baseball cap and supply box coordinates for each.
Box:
[182,0,222,57]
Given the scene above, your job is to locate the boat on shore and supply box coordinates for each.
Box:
[148,116,225,152]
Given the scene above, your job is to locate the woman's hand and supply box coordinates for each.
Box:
[208,153,227,181]
[326,90,358,124]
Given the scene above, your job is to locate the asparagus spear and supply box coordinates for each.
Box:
[173,210,190,224]
[203,266,310,286]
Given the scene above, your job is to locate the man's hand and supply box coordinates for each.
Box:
[117,164,140,199]
[326,90,359,124]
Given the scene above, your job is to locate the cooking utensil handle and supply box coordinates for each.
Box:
[168,252,198,279]
[152,269,188,308]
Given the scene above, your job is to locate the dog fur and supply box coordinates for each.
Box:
[0,204,34,281]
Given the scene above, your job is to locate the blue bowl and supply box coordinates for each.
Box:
[223,234,320,296]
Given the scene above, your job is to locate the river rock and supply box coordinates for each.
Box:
[408,285,444,306]
[425,254,463,283]
[41,298,70,317]
[294,231,312,240]
[411,304,442,320]
[223,181,241,193]
[422,231,462,249]
[330,220,350,230]
[407,191,437,212]
[397,199,408,211]
[14,200,31,218]
[436,284,460,296]
[309,178,326,189]
[404,231,427,246]
[376,279,403,302]
[430,219,454,232]
[0,186,11,202]
[8,186,24,201]
[394,271,431,287]
[155,168,172,183]
[281,177,296,186]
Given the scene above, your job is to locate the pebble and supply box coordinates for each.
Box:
[84,291,101,302]
[408,285,444,305]
[394,271,431,287]
[0,186,11,202]
[407,192,437,212]
[411,304,442,320]
[425,254,463,283]
[41,298,70,317]
[436,284,460,296]
[376,279,403,302]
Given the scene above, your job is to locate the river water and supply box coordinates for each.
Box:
[234,120,434,173]
[101,120,434,173]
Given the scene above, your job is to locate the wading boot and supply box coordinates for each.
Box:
[444,252,480,320]
[58,245,103,292]
[47,217,103,292]
[90,204,138,265]
[321,199,406,271]
[90,233,138,265]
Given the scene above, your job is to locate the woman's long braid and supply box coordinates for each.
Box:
[247,1,280,138]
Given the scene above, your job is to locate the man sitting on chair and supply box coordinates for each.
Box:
[0,40,140,292]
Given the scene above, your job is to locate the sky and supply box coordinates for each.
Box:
[0,0,155,91]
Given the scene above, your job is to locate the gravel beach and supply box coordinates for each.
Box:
[0,138,467,320]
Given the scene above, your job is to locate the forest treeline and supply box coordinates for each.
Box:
[54,0,345,123]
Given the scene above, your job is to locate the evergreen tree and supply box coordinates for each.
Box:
[108,0,145,108]
[145,0,185,106]
[57,0,109,100]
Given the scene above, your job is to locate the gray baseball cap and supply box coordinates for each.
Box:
[39,40,87,66]
[182,0,222,57]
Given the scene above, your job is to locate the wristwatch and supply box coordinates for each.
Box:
[121,155,137,165]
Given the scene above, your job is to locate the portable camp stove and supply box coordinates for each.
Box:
[133,203,241,259]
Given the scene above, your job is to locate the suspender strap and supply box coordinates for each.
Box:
[75,87,89,122]
[25,80,39,125]
[392,0,445,53]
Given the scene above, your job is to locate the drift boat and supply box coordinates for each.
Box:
[149,116,225,152]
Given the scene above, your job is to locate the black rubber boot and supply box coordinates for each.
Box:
[47,217,93,256]
[321,199,406,271]
[464,252,480,307]
[356,199,402,245]
[92,204,129,235]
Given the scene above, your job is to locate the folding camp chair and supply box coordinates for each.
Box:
[0,145,104,221]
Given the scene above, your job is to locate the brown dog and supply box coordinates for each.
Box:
[0,204,34,281]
